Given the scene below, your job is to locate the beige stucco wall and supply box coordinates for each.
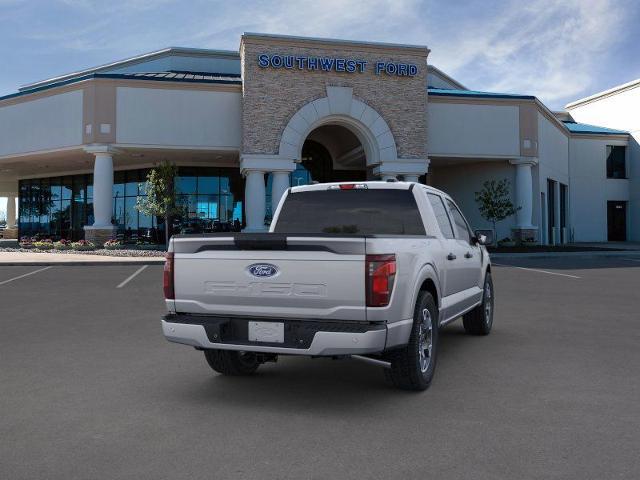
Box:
[240,35,428,160]
[116,86,242,148]
[427,101,520,157]
[0,90,83,157]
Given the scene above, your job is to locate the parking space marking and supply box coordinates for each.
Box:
[116,265,149,289]
[0,266,52,286]
[492,263,581,279]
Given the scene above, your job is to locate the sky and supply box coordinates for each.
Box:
[1,0,639,108]
[1,0,640,214]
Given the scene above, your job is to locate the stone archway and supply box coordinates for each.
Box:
[278,86,398,169]
[240,86,429,230]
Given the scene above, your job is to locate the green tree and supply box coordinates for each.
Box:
[474,179,519,243]
[136,161,182,246]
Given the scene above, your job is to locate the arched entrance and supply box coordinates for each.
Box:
[300,124,368,183]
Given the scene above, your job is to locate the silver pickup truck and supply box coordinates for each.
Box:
[162,181,493,390]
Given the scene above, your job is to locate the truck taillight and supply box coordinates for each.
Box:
[366,254,396,307]
[163,252,175,299]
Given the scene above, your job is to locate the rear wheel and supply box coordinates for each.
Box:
[204,349,260,376]
[463,271,494,335]
[384,291,439,391]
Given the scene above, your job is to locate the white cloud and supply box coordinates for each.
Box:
[3,0,635,109]
[427,0,628,107]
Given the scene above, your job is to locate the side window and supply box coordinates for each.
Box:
[427,193,454,239]
[446,199,473,243]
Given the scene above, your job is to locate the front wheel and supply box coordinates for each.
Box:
[384,291,439,391]
[204,349,260,376]
[463,271,494,335]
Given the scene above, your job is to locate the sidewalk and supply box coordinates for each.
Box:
[492,250,640,259]
[0,251,165,266]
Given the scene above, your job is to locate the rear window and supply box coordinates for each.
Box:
[273,188,426,235]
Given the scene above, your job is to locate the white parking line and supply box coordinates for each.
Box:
[0,266,53,286]
[492,263,581,279]
[116,265,149,289]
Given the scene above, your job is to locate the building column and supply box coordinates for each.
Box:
[403,174,420,183]
[271,171,290,213]
[240,154,296,232]
[83,145,118,245]
[244,170,266,231]
[373,159,429,183]
[510,157,538,242]
[1,194,18,240]
[6,195,16,228]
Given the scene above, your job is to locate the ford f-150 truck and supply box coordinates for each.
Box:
[162,181,493,390]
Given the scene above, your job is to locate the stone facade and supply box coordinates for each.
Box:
[84,226,117,247]
[240,34,429,161]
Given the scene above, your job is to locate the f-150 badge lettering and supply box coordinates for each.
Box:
[247,263,279,278]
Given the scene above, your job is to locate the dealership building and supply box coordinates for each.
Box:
[0,33,637,244]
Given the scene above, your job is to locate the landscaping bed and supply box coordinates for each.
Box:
[487,245,621,253]
[0,247,165,257]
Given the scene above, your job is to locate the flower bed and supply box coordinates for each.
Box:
[71,240,96,251]
[54,239,73,250]
[0,246,165,257]
[104,239,123,250]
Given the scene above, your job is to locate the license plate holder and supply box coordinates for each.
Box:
[248,321,285,343]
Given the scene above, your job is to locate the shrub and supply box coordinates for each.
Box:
[71,240,96,251]
[103,239,123,250]
[33,239,54,250]
[19,236,34,249]
[54,239,73,250]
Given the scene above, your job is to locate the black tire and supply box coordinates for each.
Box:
[463,271,494,335]
[384,291,439,391]
[204,349,260,376]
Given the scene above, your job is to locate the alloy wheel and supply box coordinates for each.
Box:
[418,308,433,373]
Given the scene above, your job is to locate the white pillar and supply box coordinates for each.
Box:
[512,160,535,228]
[244,170,266,231]
[403,174,420,183]
[271,171,290,212]
[6,195,17,228]
[92,152,114,227]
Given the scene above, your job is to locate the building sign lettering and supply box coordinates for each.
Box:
[257,54,418,77]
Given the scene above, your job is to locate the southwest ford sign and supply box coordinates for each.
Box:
[257,54,418,77]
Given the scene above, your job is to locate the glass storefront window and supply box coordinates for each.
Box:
[18,166,244,241]
[175,175,197,195]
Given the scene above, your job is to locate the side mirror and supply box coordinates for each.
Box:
[474,229,493,246]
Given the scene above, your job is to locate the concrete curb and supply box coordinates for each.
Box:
[0,260,166,266]
[491,250,640,259]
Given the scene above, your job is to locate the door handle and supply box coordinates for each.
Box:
[447,253,457,261]
[465,252,473,259]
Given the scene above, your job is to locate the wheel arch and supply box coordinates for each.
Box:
[411,264,441,316]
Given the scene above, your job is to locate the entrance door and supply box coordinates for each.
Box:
[607,201,627,241]
[547,179,556,244]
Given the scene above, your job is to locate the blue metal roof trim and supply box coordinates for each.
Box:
[427,87,535,100]
[562,121,628,135]
[0,72,242,102]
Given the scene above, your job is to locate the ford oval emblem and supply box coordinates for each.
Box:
[247,263,279,278]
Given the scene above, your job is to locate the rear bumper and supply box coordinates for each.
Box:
[161,314,388,356]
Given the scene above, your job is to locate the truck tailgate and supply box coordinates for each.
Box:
[172,235,366,321]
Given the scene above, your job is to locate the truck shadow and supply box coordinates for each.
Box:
[172,323,476,416]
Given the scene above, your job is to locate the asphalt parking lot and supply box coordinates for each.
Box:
[1,256,639,479]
